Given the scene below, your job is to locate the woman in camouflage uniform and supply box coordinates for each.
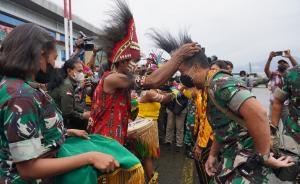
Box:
[0,23,119,184]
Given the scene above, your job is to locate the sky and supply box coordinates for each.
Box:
[50,0,300,73]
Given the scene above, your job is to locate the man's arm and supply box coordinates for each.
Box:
[209,140,223,157]
[239,97,270,155]
[271,98,283,127]
[86,47,101,70]
[143,43,200,89]
[104,43,200,92]
[140,90,172,104]
[284,50,298,66]
[103,73,133,93]
[264,52,276,78]
[271,86,288,127]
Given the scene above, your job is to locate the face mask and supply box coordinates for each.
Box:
[74,72,85,82]
[180,75,195,88]
[278,65,288,73]
[36,63,55,83]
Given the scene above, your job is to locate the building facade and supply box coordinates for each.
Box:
[0,0,106,66]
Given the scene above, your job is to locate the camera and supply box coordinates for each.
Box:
[78,31,94,51]
[275,51,283,56]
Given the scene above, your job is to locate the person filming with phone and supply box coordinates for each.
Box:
[264,50,298,122]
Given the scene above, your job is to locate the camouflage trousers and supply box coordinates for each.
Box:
[210,151,273,184]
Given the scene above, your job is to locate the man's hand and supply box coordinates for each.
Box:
[67,129,90,140]
[82,111,91,120]
[193,145,202,160]
[283,49,292,59]
[264,153,294,168]
[269,51,277,59]
[88,152,120,173]
[93,47,101,55]
[205,155,218,176]
[172,42,201,62]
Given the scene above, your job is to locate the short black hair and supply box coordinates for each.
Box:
[148,29,209,69]
[278,59,289,65]
[0,23,56,79]
[47,57,81,91]
[179,31,210,69]
[225,60,234,69]
[240,70,246,76]
[182,51,210,69]
[211,60,228,70]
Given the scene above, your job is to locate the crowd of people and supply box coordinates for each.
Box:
[1,0,300,184]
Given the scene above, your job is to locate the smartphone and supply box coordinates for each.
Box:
[275,51,283,56]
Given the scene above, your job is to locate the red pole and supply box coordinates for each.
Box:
[63,0,68,19]
[68,0,72,20]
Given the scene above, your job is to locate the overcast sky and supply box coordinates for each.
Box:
[51,0,300,73]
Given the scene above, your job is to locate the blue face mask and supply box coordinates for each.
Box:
[180,74,195,88]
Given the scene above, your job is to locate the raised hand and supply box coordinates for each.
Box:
[172,42,201,62]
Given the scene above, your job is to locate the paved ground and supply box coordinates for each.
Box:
[158,86,274,184]
[157,144,199,184]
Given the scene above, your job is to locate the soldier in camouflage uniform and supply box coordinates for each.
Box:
[149,30,294,183]
[0,23,119,184]
[205,71,273,183]
[180,65,294,183]
[272,65,300,150]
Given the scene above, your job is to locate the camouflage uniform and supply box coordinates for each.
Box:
[184,99,196,146]
[0,77,66,184]
[274,65,300,144]
[207,71,273,183]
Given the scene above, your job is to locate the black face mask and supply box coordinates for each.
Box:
[36,63,55,83]
[278,65,288,73]
[180,75,195,88]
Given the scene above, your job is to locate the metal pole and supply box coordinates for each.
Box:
[68,0,73,55]
[64,0,70,60]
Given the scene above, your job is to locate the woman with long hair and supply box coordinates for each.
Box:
[0,23,124,184]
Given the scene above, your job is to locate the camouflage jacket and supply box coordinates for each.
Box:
[274,65,300,144]
[0,77,66,184]
[206,71,272,183]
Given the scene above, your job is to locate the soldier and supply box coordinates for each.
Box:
[272,65,300,155]
[150,30,293,183]
[0,23,120,184]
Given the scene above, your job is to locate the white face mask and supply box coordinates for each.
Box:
[74,72,85,82]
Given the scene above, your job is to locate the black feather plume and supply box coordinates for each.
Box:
[96,0,133,57]
[179,30,193,44]
[147,29,180,54]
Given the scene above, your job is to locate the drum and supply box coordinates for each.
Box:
[127,118,160,159]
